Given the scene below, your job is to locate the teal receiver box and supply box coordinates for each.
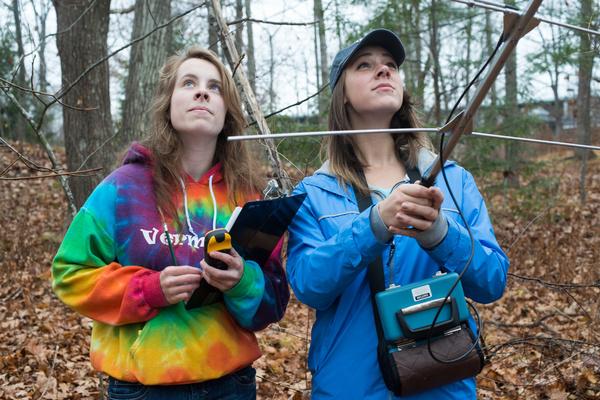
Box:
[375,272,470,342]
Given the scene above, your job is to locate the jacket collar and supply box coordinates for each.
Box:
[310,148,451,203]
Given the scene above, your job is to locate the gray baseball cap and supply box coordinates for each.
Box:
[329,29,405,91]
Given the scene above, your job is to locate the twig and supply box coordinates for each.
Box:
[110,5,135,14]
[488,335,600,357]
[508,272,600,290]
[77,130,120,171]
[53,3,206,103]
[0,77,96,112]
[269,324,310,342]
[486,313,557,329]
[36,344,59,400]
[560,287,593,322]
[505,204,553,253]
[248,85,329,126]
[18,0,99,63]
[1,89,77,217]
[0,167,102,180]
[231,53,245,78]
[211,0,291,195]
[256,373,304,394]
[227,17,318,26]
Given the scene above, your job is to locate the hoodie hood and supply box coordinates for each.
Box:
[119,142,224,233]
[121,142,223,184]
[123,142,153,166]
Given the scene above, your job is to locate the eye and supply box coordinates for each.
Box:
[387,62,398,70]
[209,82,222,93]
[183,79,195,88]
[357,61,371,70]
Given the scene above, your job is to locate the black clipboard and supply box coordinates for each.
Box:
[185,193,306,309]
[229,193,306,266]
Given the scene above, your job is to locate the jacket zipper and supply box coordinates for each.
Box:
[386,241,397,289]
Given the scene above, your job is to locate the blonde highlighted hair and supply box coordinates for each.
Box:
[325,68,434,195]
[142,46,262,224]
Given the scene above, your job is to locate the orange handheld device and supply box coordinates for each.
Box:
[185,228,232,309]
[203,228,232,270]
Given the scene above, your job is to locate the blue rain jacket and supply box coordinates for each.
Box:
[287,153,509,400]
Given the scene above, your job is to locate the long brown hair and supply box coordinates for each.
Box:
[142,46,262,224]
[326,68,434,195]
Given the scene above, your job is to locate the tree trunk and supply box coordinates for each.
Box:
[576,0,596,203]
[119,0,171,148]
[30,0,51,131]
[32,0,51,94]
[464,7,473,104]
[235,0,243,53]
[268,33,275,113]
[208,5,221,56]
[11,0,28,141]
[429,0,441,125]
[485,10,497,109]
[244,0,256,93]
[504,0,519,187]
[53,0,113,209]
[313,15,320,93]
[334,0,342,49]
[314,0,328,121]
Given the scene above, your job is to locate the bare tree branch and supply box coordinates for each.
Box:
[211,0,292,195]
[0,77,96,112]
[508,272,600,289]
[227,17,318,26]
[0,167,102,180]
[110,5,135,14]
[1,88,77,217]
[248,84,329,126]
[17,0,99,64]
[53,3,206,104]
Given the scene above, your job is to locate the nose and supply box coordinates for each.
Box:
[376,63,391,79]
[194,89,209,101]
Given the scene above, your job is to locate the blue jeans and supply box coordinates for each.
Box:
[106,366,256,400]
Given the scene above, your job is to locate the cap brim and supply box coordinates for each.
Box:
[347,29,406,68]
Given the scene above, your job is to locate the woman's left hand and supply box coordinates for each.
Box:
[200,247,245,291]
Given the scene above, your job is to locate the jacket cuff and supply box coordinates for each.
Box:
[425,216,470,269]
[350,206,388,263]
[370,204,393,243]
[225,260,264,299]
[416,211,449,249]
[141,270,169,308]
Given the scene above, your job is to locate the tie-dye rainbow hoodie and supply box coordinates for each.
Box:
[51,143,289,385]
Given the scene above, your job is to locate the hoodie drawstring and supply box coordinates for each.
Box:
[208,175,217,230]
[178,174,218,236]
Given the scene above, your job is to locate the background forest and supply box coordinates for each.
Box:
[1,0,599,399]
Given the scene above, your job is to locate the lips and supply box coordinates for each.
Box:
[188,106,212,114]
[373,83,395,90]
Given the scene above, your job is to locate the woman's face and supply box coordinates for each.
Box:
[169,58,226,141]
[343,45,403,122]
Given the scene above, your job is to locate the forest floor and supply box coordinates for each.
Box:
[1,142,599,399]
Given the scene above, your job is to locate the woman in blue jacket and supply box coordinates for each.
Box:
[286,29,509,399]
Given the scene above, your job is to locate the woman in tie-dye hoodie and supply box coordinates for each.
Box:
[52,47,289,400]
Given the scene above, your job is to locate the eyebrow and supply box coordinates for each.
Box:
[354,51,394,60]
[178,73,222,84]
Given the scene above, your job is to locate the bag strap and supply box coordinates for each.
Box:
[354,165,421,341]
[354,186,387,344]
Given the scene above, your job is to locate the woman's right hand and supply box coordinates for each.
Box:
[159,266,202,304]
[377,183,444,235]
